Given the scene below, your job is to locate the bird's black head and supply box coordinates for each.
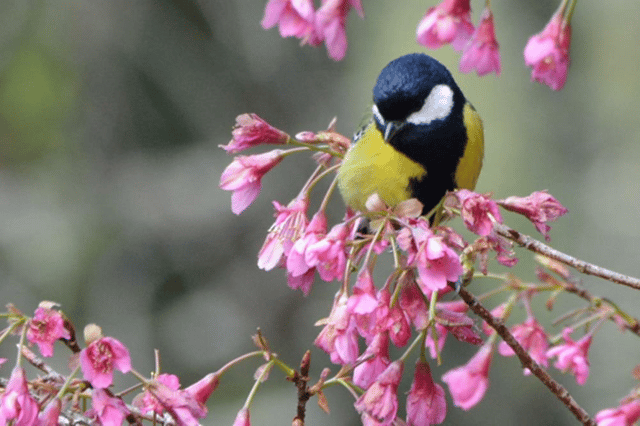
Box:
[372,53,465,126]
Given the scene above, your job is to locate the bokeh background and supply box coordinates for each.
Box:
[0,1,638,425]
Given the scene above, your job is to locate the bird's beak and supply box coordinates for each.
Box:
[383,121,405,143]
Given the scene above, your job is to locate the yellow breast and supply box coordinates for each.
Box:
[337,122,427,212]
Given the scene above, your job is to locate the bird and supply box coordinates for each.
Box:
[337,53,484,223]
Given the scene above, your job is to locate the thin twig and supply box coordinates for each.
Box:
[561,282,640,337]
[452,281,596,426]
[21,345,66,383]
[495,223,640,290]
[536,267,640,337]
[291,350,312,426]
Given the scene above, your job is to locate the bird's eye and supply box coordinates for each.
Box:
[406,84,454,126]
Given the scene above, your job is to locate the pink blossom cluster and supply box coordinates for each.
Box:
[217,114,586,424]
[219,115,568,240]
[260,0,577,90]
[219,114,349,215]
[256,200,474,300]
[261,0,364,60]
[416,0,574,89]
[0,303,219,426]
[524,6,572,91]
[310,259,601,424]
[498,190,569,241]
[416,0,500,77]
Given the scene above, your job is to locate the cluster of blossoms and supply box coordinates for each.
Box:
[416,0,501,77]
[2,113,640,425]
[218,114,640,425]
[261,0,364,61]
[261,0,576,90]
[0,302,221,425]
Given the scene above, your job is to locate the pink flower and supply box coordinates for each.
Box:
[416,0,474,51]
[286,211,327,295]
[498,317,549,372]
[315,293,359,365]
[220,114,289,154]
[354,361,403,425]
[425,324,447,360]
[374,290,412,348]
[483,233,518,269]
[353,332,390,389]
[425,301,482,360]
[286,269,316,298]
[145,380,208,426]
[306,221,349,282]
[398,220,463,293]
[406,361,447,426]
[219,150,285,215]
[498,190,568,241]
[134,374,181,415]
[524,9,572,90]
[456,190,502,236]
[442,344,492,410]
[136,376,217,426]
[0,366,39,426]
[459,7,500,76]
[87,389,129,426]
[595,400,640,426]
[347,274,408,349]
[258,197,309,271]
[184,372,220,405]
[79,336,131,389]
[27,303,70,357]
[233,408,251,426]
[38,399,62,426]
[348,274,411,347]
[261,0,317,42]
[398,281,428,331]
[347,269,380,340]
[546,328,592,385]
[315,0,364,60]
[436,301,483,346]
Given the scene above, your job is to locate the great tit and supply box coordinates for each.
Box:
[337,53,484,222]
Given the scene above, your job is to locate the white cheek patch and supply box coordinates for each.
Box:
[372,104,385,126]
[406,84,454,125]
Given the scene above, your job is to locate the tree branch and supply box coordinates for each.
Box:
[289,350,312,426]
[452,281,596,426]
[495,223,640,290]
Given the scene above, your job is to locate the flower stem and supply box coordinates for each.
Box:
[288,140,341,158]
[215,351,265,377]
[16,323,27,367]
[271,357,296,378]
[564,0,577,22]
[56,365,81,399]
[243,360,275,409]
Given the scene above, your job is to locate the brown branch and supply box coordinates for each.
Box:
[61,317,82,354]
[289,350,312,426]
[452,281,596,426]
[21,345,66,384]
[495,223,640,290]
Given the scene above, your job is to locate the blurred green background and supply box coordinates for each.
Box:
[0,0,638,425]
